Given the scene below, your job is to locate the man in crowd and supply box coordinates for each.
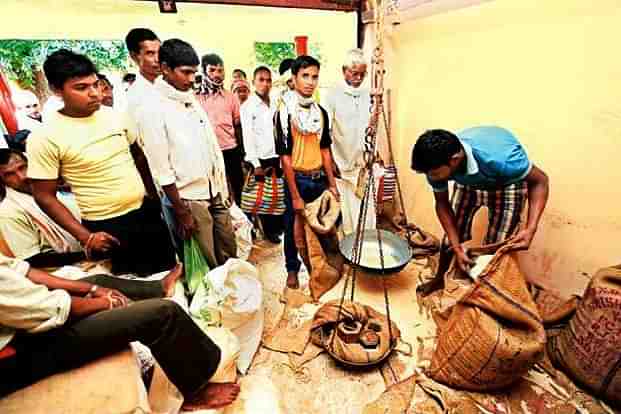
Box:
[275,55,339,289]
[122,73,136,91]
[278,58,295,92]
[14,90,42,132]
[411,126,549,288]
[198,53,244,205]
[96,73,114,107]
[240,66,283,244]
[136,39,236,268]
[231,68,247,83]
[0,255,239,410]
[125,28,161,119]
[232,79,250,105]
[273,58,296,111]
[6,91,42,151]
[0,149,84,267]
[322,48,376,235]
[26,49,176,276]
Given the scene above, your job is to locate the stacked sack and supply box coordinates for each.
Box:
[547,264,621,405]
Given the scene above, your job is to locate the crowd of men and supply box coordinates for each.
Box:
[0,26,548,409]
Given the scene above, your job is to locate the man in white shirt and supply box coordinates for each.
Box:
[125,28,161,122]
[136,39,236,268]
[240,66,283,243]
[322,49,376,235]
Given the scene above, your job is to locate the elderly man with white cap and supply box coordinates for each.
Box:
[322,48,376,235]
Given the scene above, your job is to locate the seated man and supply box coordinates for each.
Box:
[0,256,239,410]
[0,149,85,268]
[411,126,549,286]
[26,49,176,276]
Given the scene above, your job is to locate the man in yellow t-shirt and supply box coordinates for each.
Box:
[26,49,176,276]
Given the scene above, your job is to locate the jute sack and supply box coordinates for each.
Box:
[427,244,546,391]
[304,190,340,235]
[295,191,345,300]
[311,299,401,367]
[547,264,621,405]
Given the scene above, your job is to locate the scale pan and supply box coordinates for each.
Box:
[339,229,412,274]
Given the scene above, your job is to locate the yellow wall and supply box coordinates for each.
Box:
[1,0,356,86]
[388,0,621,296]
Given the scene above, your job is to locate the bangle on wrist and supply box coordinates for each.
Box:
[83,233,95,260]
[82,233,94,248]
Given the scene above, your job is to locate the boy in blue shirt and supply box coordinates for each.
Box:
[411,126,549,280]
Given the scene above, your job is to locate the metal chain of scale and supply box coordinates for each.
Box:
[331,0,408,355]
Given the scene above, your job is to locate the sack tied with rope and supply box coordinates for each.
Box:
[311,299,401,367]
[427,243,546,391]
[547,264,621,405]
[294,190,345,301]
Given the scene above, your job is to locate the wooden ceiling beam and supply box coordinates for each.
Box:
[136,0,360,12]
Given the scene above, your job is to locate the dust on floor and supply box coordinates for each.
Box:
[246,240,435,414]
[246,241,619,414]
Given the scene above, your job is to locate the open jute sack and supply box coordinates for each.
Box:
[295,191,345,301]
[311,299,401,367]
[547,264,621,405]
[427,243,546,391]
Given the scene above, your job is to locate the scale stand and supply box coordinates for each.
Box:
[328,0,413,368]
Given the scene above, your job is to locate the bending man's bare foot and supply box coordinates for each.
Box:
[162,263,183,297]
[182,382,241,411]
[286,271,300,289]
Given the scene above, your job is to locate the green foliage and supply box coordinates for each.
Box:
[254,41,325,73]
[254,42,295,72]
[0,39,128,90]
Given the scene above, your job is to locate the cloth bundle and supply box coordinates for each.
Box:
[189,259,263,374]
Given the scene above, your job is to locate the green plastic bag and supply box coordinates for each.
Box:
[184,237,209,295]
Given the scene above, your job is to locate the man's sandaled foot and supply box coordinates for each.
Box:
[286,271,300,289]
[182,382,241,411]
[416,276,445,297]
[162,263,183,297]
